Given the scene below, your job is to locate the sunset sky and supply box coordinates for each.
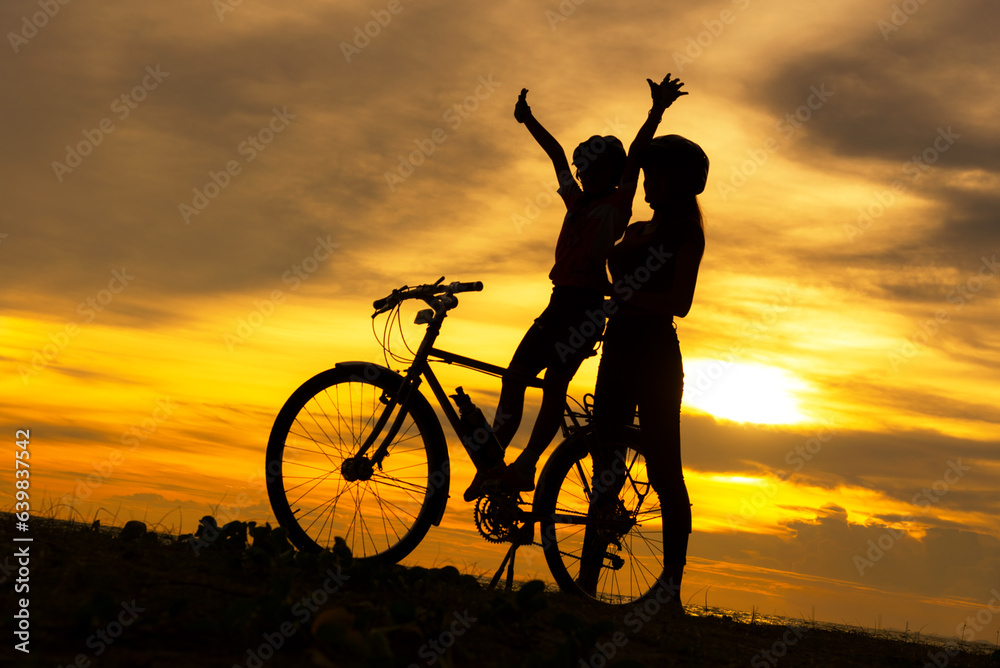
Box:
[3,0,999,642]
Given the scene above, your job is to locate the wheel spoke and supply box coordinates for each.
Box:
[537,431,663,606]
[266,370,440,563]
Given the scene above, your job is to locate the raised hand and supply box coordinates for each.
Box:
[514,88,531,123]
[647,74,688,110]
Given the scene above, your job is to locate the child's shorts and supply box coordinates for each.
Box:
[508,286,606,378]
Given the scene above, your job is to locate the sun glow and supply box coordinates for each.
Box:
[683,361,808,425]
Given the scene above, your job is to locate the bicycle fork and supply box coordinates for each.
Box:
[353,299,453,469]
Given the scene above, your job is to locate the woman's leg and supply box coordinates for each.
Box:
[636,328,689,603]
[578,318,639,594]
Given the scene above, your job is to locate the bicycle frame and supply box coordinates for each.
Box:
[355,293,563,473]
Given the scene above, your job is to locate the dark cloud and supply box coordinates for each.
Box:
[0,0,522,319]
[719,0,1000,308]
[926,189,1000,261]
[696,506,1000,601]
[751,0,1000,168]
[681,413,1000,519]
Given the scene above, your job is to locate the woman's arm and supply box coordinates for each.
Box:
[620,76,688,187]
[516,89,574,186]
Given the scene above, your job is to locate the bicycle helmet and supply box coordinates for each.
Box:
[572,135,627,174]
[643,135,709,195]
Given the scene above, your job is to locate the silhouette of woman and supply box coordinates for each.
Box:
[584,133,709,609]
[464,77,689,502]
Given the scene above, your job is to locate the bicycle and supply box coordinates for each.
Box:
[265,278,665,604]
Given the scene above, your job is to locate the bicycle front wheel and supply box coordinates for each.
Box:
[266,363,448,563]
[535,427,664,605]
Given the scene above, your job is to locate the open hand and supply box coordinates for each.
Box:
[647,75,687,109]
[514,88,530,123]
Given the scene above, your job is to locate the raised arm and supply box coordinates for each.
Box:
[621,75,688,187]
[515,88,574,187]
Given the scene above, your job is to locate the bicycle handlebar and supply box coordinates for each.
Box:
[372,279,483,317]
[450,280,484,294]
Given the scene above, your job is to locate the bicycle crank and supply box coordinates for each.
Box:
[474,491,522,544]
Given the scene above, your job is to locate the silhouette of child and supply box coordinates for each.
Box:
[463,76,688,501]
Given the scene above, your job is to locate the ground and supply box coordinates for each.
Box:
[2,514,998,668]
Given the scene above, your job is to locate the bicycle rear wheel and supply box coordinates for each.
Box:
[534,427,664,605]
[266,363,448,563]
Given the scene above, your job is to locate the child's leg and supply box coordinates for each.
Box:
[492,300,557,449]
[513,289,604,467]
[512,369,572,466]
[493,369,528,448]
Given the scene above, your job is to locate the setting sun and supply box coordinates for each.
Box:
[683,360,808,425]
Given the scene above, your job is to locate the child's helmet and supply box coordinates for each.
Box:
[643,135,709,195]
[572,135,627,174]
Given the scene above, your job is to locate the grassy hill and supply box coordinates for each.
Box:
[2,513,997,668]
